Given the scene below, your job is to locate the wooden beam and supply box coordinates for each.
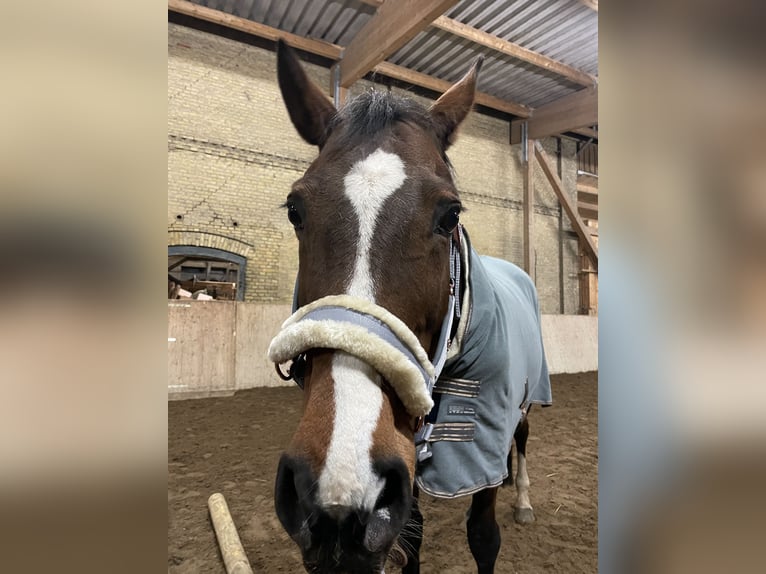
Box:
[340,0,459,87]
[579,0,599,12]
[168,0,341,60]
[169,1,530,117]
[373,61,531,117]
[360,0,595,87]
[522,136,535,276]
[534,142,598,265]
[430,17,595,87]
[511,86,597,143]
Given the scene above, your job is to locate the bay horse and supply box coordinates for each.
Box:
[269,40,552,574]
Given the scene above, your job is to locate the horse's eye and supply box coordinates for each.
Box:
[287,203,303,229]
[436,207,460,236]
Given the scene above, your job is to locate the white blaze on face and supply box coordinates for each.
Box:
[317,149,407,514]
[343,148,407,300]
[318,352,385,513]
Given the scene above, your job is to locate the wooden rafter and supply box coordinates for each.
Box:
[511,86,598,143]
[168,0,531,117]
[429,17,595,87]
[360,0,595,87]
[534,142,598,266]
[373,61,531,117]
[340,0,460,87]
[579,0,599,12]
[168,0,341,59]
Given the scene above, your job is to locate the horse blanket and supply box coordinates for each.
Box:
[415,230,552,498]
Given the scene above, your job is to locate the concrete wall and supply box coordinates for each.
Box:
[167,301,597,399]
[541,314,598,374]
[168,23,581,314]
[167,300,237,398]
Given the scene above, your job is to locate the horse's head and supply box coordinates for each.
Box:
[271,40,480,573]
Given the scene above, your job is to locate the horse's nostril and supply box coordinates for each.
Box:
[374,458,412,515]
[363,459,413,554]
[274,455,316,549]
[364,507,394,553]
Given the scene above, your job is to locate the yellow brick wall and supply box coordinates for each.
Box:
[168,23,581,313]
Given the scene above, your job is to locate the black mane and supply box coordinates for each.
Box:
[332,90,434,138]
[329,90,452,169]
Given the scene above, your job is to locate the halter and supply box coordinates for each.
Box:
[268,227,463,459]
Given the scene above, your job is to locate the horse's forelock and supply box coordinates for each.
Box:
[325,90,454,177]
[333,90,432,136]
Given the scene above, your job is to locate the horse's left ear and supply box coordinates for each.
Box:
[277,39,337,147]
[429,56,484,149]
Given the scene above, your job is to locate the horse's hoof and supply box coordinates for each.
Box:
[514,506,535,524]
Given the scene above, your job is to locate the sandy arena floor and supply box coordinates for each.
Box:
[168,371,597,573]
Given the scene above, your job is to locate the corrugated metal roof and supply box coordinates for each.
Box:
[190,0,597,112]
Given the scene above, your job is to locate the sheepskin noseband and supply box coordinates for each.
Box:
[267,295,439,417]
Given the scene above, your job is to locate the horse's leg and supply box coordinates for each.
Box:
[466,487,501,574]
[513,415,535,523]
[400,485,423,574]
[502,444,513,487]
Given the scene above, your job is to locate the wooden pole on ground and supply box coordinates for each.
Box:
[208,493,254,574]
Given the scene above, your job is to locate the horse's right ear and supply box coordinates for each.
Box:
[277,40,337,147]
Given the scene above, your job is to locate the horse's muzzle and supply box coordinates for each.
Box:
[274,454,412,573]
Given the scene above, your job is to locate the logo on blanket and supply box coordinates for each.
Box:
[447,404,476,416]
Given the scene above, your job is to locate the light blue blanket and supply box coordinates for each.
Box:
[415,232,552,498]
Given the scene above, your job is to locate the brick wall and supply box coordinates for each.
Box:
[168,23,581,313]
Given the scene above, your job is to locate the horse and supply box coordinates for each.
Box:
[268,40,552,574]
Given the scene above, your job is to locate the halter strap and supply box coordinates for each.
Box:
[414,227,462,460]
[270,228,464,422]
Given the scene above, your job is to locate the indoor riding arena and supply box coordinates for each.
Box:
[168,1,598,572]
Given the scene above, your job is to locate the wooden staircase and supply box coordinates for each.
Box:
[576,171,598,315]
[577,173,598,222]
[576,135,598,314]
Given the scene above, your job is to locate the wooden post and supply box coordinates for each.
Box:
[208,493,254,574]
